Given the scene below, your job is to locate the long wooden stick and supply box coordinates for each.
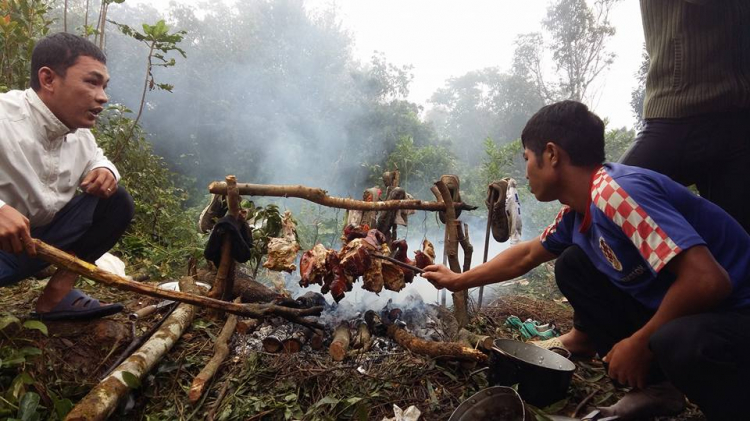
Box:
[208,182,477,212]
[434,179,469,327]
[189,298,240,403]
[32,239,324,330]
[371,253,424,274]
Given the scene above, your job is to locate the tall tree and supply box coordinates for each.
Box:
[514,0,620,102]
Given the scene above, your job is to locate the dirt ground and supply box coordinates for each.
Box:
[0,276,706,420]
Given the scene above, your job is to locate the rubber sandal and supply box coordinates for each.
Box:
[486,179,510,242]
[30,289,123,321]
[438,175,462,223]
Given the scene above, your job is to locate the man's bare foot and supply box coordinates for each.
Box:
[557,328,597,357]
[35,268,78,313]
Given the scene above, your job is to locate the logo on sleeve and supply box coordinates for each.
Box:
[599,236,622,271]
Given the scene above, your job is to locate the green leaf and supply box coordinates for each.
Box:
[284,393,297,402]
[22,321,47,336]
[314,396,339,408]
[0,314,21,331]
[18,347,41,357]
[541,398,568,414]
[17,392,39,421]
[121,371,141,389]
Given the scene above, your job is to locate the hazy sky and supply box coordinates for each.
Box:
[306,0,645,129]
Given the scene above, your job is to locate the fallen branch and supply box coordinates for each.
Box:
[33,239,324,330]
[189,298,241,403]
[208,182,477,212]
[66,278,199,421]
[386,324,488,364]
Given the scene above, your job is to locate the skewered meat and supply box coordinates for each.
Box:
[342,224,368,243]
[299,244,332,287]
[362,255,384,293]
[381,259,405,292]
[363,229,387,248]
[390,239,415,284]
[263,211,301,272]
[414,239,436,269]
[322,252,352,302]
[338,238,375,278]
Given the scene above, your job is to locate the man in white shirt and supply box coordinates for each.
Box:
[0,33,134,320]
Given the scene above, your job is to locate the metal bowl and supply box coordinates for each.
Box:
[449,386,527,421]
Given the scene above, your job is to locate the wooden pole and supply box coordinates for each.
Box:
[208,182,476,212]
[478,198,494,310]
[189,298,241,403]
[434,179,469,327]
[32,239,324,330]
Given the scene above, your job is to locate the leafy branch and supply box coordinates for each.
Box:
[109,19,186,163]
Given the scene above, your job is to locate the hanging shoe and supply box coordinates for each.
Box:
[486,179,510,242]
[198,194,228,233]
[438,174,462,223]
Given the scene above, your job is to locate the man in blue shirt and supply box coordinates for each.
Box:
[423,101,750,420]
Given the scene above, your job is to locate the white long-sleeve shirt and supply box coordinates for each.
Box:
[0,89,119,227]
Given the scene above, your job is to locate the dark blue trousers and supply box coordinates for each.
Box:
[556,246,750,420]
[0,186,134,286]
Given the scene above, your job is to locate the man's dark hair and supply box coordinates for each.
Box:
[521,100,605,167]
[30,32,106,91]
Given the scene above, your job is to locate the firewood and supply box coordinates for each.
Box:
[457,328,493,352]
[329,321,351,361]
[189,298,241,403]
[236,319,260,335]
[208,182,477,212]
[262,327,287,353]
[351,321,372,350]
[386,324,488,364]
[309,331,324,350]
[364,310,387,336]
[32,239,325,331]
[282,327,312,353]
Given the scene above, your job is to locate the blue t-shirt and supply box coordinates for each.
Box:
[540,163,750,311]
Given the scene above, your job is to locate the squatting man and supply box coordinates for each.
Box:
[0,33,134,320]
[423,101,750,420]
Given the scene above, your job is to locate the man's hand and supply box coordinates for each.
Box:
[422,264,462,291]
[603,334,653,389]
[0,205,36,256]
[80,168,117,198]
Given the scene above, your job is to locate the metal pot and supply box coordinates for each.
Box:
[448,386,528,421]
[489,339,576,408]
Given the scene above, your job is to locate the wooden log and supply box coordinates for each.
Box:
[351,321,372,350]
[189,298,241,403]
[329,321,351,361]
[457,328,493,352]
[364,310,387,336]
[434,179,469,328]
[208,182,476,212]
[33,239,324,330]
[66,278,199,421]
[262,326,286,353]
[386,324,488,364]
[282,327,312,353]
[309,331,324,350]
[236,319,260,335]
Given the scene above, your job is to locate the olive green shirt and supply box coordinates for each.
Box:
[641,0,750,118]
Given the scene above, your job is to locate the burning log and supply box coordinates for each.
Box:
[295,291,328,309]
[329,321,351,361]
[189,298,241,403]
[282,327,313,353]
[262,326,290,353]
[236,319,260,335]
[208,182,477,212]
[33,239,325,331]
[309,331,325,350]
[351,320,372,350]
[386,324,488,364]
[364,310,387,337]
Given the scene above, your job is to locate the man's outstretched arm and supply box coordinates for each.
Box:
[422,236,557,292]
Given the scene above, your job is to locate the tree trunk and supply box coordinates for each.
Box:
[66,278,198,420]
[208,182,476,212]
